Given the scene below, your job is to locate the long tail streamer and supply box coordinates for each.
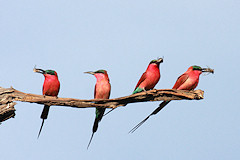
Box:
[129,101,170,133]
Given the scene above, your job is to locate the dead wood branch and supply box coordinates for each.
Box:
[0,86,204,122]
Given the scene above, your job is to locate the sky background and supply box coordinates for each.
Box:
[0,0,239,159]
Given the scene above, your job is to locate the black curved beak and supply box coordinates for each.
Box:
[84,71,95,75]
[202,68,214,74]
[157,58,163,64]
[33,68,46,74]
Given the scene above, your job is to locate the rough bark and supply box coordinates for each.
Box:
[0,87,204,122]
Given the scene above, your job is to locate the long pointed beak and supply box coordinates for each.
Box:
[33,68,46,74]
[157,58,163,64]
[84,71,95,75]
[202,68,214,74]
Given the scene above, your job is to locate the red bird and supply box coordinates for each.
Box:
[34,68,60,138]
[133,58,163,94]
[105,58,164,117]
[129,65,214,133]
[85,70,111,149]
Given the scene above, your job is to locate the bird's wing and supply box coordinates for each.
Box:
[172,73,189,89]
[134,71,147,90]
[94,84,97,98]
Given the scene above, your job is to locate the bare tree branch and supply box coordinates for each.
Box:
[0,86,204,122]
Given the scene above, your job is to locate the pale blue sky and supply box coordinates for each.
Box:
[0,0,239,159]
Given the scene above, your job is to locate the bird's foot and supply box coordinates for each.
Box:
[143,88,148,95]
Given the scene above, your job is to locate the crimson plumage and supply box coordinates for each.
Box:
[129,65,213,133]
[85,70,111,149]
[133,58,163,94]
[34,68,60,138]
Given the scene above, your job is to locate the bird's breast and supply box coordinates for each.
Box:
[95,81,111,99]
[43,78,60,96]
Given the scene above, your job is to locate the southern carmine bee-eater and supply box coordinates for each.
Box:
[85,70,111,149]
[133,58,163,94]
[129,65,214,133]
[34,68,60,138]
[104,58,163,117]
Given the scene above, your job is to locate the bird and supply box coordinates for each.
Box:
[34,68,60,138]
[133,58,163,94]
[84,69,111,149]
[129,65,214,133]
[104,58,163,117]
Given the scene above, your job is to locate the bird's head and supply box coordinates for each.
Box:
[84,69,109,81]
[34,67,58,77]
[190,65,214,74]
[84,69,107,75]
[150,58,163,65]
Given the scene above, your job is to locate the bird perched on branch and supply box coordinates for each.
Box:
[133,58,163,94]
[103,58,163,117]
[34,67,60,138]
[85,70,111,149]
[129,65,214,133]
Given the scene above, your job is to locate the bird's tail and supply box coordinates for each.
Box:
[93,108,105,131]
[132,87,143,94]
[38,119,45,138]
[92,115,100,133]
[41,105,50,119]
[103,108,115,116]
[38,105,50,138]
[129,101,170,133]
[87,108,105,149]
[87,132,95,150]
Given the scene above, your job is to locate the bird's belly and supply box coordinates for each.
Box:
[95,84,110,99]
[95,91,110,99]
[44,89,59,96]
[43,83,60,96]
